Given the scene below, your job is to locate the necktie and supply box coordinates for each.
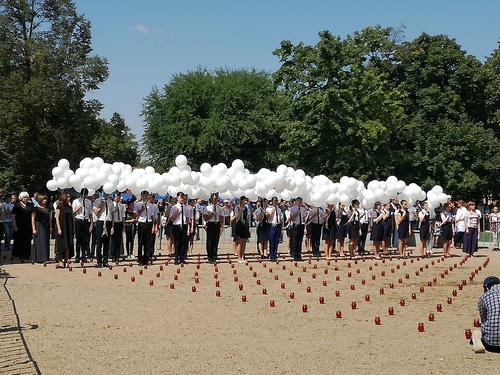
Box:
[117,203,121,221]
[145,203,148,222]
[83,198,86,219]
[298,207,302,225]
[181,205,184,226]
[317,208,320,224]
[213,204,217,222]
[105,200,108,221]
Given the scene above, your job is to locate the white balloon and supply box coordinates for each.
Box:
[52,166,63,178]
[200,163,212,175]
[79,157,93,169]
[175,155,187,168]
[46,179,58,191]
[432,185,444,195]
[395,180,406,192]
[103,181,115,194]
[232,159,244,171]
[68,174,82,188]
[145,166,155,174]
[92,157,104,167]
[57,158,70,170]
[56,176,67,188]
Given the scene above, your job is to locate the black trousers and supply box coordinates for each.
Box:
[309,223,322,256]
[357,223,369,253]
[172,224,188,263]
[125,226,136,256]
[137,222,153,264]
[111,222,123,260]
[95,221,112,266]
[291,224,305,260]
[206,222,221,261]
[75,219,90,260]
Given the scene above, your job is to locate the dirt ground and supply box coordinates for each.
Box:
[1,244,499,375]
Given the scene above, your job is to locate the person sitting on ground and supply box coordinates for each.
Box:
[477,276,500,353]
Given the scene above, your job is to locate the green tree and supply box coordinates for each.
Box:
[0,0,108,192]
[273,27,407,181]
[92,112,139,166]
[142,68,290,171]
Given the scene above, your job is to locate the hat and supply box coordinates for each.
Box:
[483,276,500,291]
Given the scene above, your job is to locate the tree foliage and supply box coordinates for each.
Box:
[142,68,291,171]
[0,0,138,192]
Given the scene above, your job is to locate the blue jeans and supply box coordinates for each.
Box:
[268,225,281,261]
[3,222,12,251]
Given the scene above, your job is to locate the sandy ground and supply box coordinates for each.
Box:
[1,243,500,375]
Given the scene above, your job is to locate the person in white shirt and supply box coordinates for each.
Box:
[72,188,93,262]
[134,191,158,265]
[464,201,482,256]
[454,200,467,249]
[289,197,306,261]
[266,196,283,262]
[305,205,324,258]
[93,191,113,267]
[254,198,269,259]
[203,193,224,263]
[490,206,499,251]
[356,206,369,256]
[169,191,191,264]
[110,192,125,263]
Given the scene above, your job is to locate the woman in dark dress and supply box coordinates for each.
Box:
[232,196,250,263]
[12,191,33,260]
[336,203,348,257]
[31,195,51,263]
[370,202,384,259]
[55,191,74,266]
[418,201,431,257]
[254,198,269,258]
[440,203,453,258]
[396,200,411,257]
[322,204,336,259]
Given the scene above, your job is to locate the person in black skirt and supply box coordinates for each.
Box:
[336,203,348,257]
[55,191,74,267]
[418,201,431,257]
[31,194,51,263]
[12,191,34,260]
[254,198,269,258]
[395,199,411,257]
[232,196,250,263]
[124,202,136,259]
[381,203,392,255]
[440,203,454,257]
[322,203,336,259]
[346,200,362,258]
[370,202,384,259]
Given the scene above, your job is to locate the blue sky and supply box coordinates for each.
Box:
[76,0,500,141]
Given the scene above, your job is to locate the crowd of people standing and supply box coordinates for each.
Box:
[0,189,499,267]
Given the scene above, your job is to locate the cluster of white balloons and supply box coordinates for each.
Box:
[46,155,450,208]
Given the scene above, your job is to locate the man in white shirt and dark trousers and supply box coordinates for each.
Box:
[306,205,324,258]
[93,191,113,268]
[203,193,223,264]
[111,192,125,263]
[357,207,369,255]
[134,191,158,266]
[169,192,192,265]
[290,197,306,261]
[72,188,93,262]
[266,197,283,262]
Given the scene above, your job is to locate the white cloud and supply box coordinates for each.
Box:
[133,24,150,33]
